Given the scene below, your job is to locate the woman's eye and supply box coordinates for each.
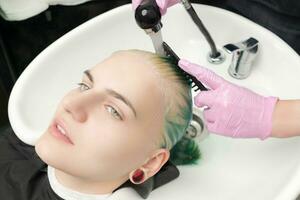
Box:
[105,105,123,120]
[77,82,90,91]
[77,82,123,120]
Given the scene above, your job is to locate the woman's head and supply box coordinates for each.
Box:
[35,49,197,189]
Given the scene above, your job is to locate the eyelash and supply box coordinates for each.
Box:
[76,82,123,120]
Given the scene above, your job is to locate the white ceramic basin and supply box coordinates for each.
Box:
[8,3,300,200]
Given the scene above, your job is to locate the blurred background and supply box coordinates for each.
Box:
[0,0,299,130]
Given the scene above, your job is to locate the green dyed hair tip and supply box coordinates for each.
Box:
[170,137,201,165]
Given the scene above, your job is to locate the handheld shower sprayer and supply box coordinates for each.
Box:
[135,0,162,31]
[134,0,208,91]
[135,0,165,55]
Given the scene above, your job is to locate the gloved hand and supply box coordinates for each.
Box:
[132,0,181,15]
[178,59,279,140]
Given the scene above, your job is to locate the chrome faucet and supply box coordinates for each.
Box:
[223,37,259,79]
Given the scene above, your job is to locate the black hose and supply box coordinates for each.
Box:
[185,4,220,58]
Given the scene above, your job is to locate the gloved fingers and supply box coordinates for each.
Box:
[132,0,180,14]
[204,120,216,133]
[203,108,215,123]
[178,59,225,90]
[193,91,215,108]
[132,0,143,10]
[156,0,181,7]
[156,0,181,15]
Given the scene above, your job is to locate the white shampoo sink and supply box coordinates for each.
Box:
[8,3,300,200]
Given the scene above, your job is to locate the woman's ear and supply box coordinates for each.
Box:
[141,148,170,182]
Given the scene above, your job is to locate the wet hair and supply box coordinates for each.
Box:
[149,54,201,165]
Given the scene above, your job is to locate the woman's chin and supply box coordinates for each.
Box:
[35,133,53,165]
[35,129,68,167]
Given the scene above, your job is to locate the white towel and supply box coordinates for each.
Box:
[47,165,142,200]
[0,0,93,21]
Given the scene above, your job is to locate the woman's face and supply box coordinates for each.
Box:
[35,51,167,183]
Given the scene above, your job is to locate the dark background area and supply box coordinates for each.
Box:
[0,0,299,129]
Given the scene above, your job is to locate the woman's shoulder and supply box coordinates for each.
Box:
[0,125,50,199]
[0,125,36,158]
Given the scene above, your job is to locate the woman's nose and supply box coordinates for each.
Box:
[62,92,91,123]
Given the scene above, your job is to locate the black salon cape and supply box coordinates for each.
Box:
[0,126,179,200]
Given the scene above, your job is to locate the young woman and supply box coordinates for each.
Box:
[0,49,200,200]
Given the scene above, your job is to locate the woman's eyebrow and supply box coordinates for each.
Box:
[83,70,137,118]
[84,70,94,83]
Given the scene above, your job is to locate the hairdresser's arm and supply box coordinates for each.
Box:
[178,59,300,140]
[271,100,300,137]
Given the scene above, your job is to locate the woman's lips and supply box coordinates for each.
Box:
[50,118,74,145]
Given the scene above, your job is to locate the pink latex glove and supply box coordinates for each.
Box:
[132,0,181,15]
[178,59,279,140]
